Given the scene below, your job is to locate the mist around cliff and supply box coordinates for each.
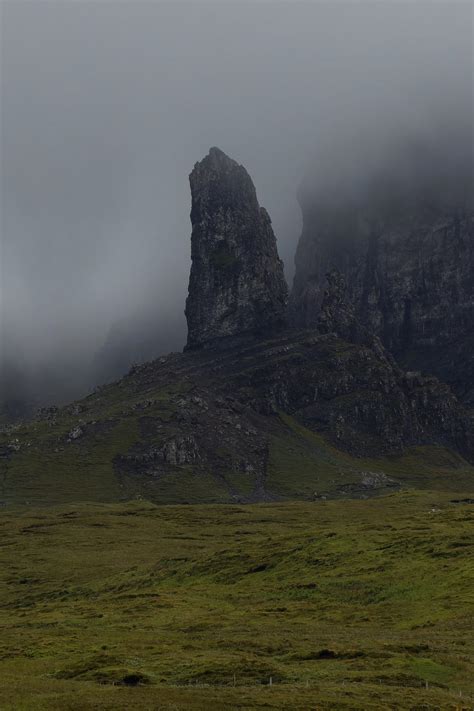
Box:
[299,115,473,218]
[1,1,472,411]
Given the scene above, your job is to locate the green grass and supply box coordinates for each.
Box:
[0,380,193,507]
[1,417,139,505]
[267,413,474,499]
[3,402,473,508]
[0,490,473,709]
[2,333,473,509]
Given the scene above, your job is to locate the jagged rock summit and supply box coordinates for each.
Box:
[1,147,473,508]
[185,147,288,349]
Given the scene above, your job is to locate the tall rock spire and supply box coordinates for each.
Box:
[185,147,288,349]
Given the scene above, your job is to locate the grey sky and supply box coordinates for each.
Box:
[1,0,472,402]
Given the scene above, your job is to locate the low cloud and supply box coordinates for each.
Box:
[1,0,471,407]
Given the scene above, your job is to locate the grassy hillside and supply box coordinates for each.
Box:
[0,490,473,709]
[1,355,473,508]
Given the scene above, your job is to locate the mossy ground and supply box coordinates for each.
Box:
[2,397,473,507]
[2,333,474,508]
[268,413,474,499]
[0,490,472,709]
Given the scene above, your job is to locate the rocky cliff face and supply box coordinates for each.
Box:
[291,195,474,406]
[3,149,473,507]
[3,326,472,507]
[181,148,473,465]
[185,147,288,349]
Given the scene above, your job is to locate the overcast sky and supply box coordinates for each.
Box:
[1,0,472,401]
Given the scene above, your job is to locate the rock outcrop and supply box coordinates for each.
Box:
[291,192,474,406]
[316,269,365,344]
[105,330,473,500]
[2,147,473,507]
[185,147,288,349]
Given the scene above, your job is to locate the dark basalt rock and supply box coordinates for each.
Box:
[112,330,474,484]
[179,150,473,465]
[316,269,367,344]
[291,190,474,406]
[3,149,472,507]
[185,147,288,350]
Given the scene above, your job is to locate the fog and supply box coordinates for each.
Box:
[1,1,472,411]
